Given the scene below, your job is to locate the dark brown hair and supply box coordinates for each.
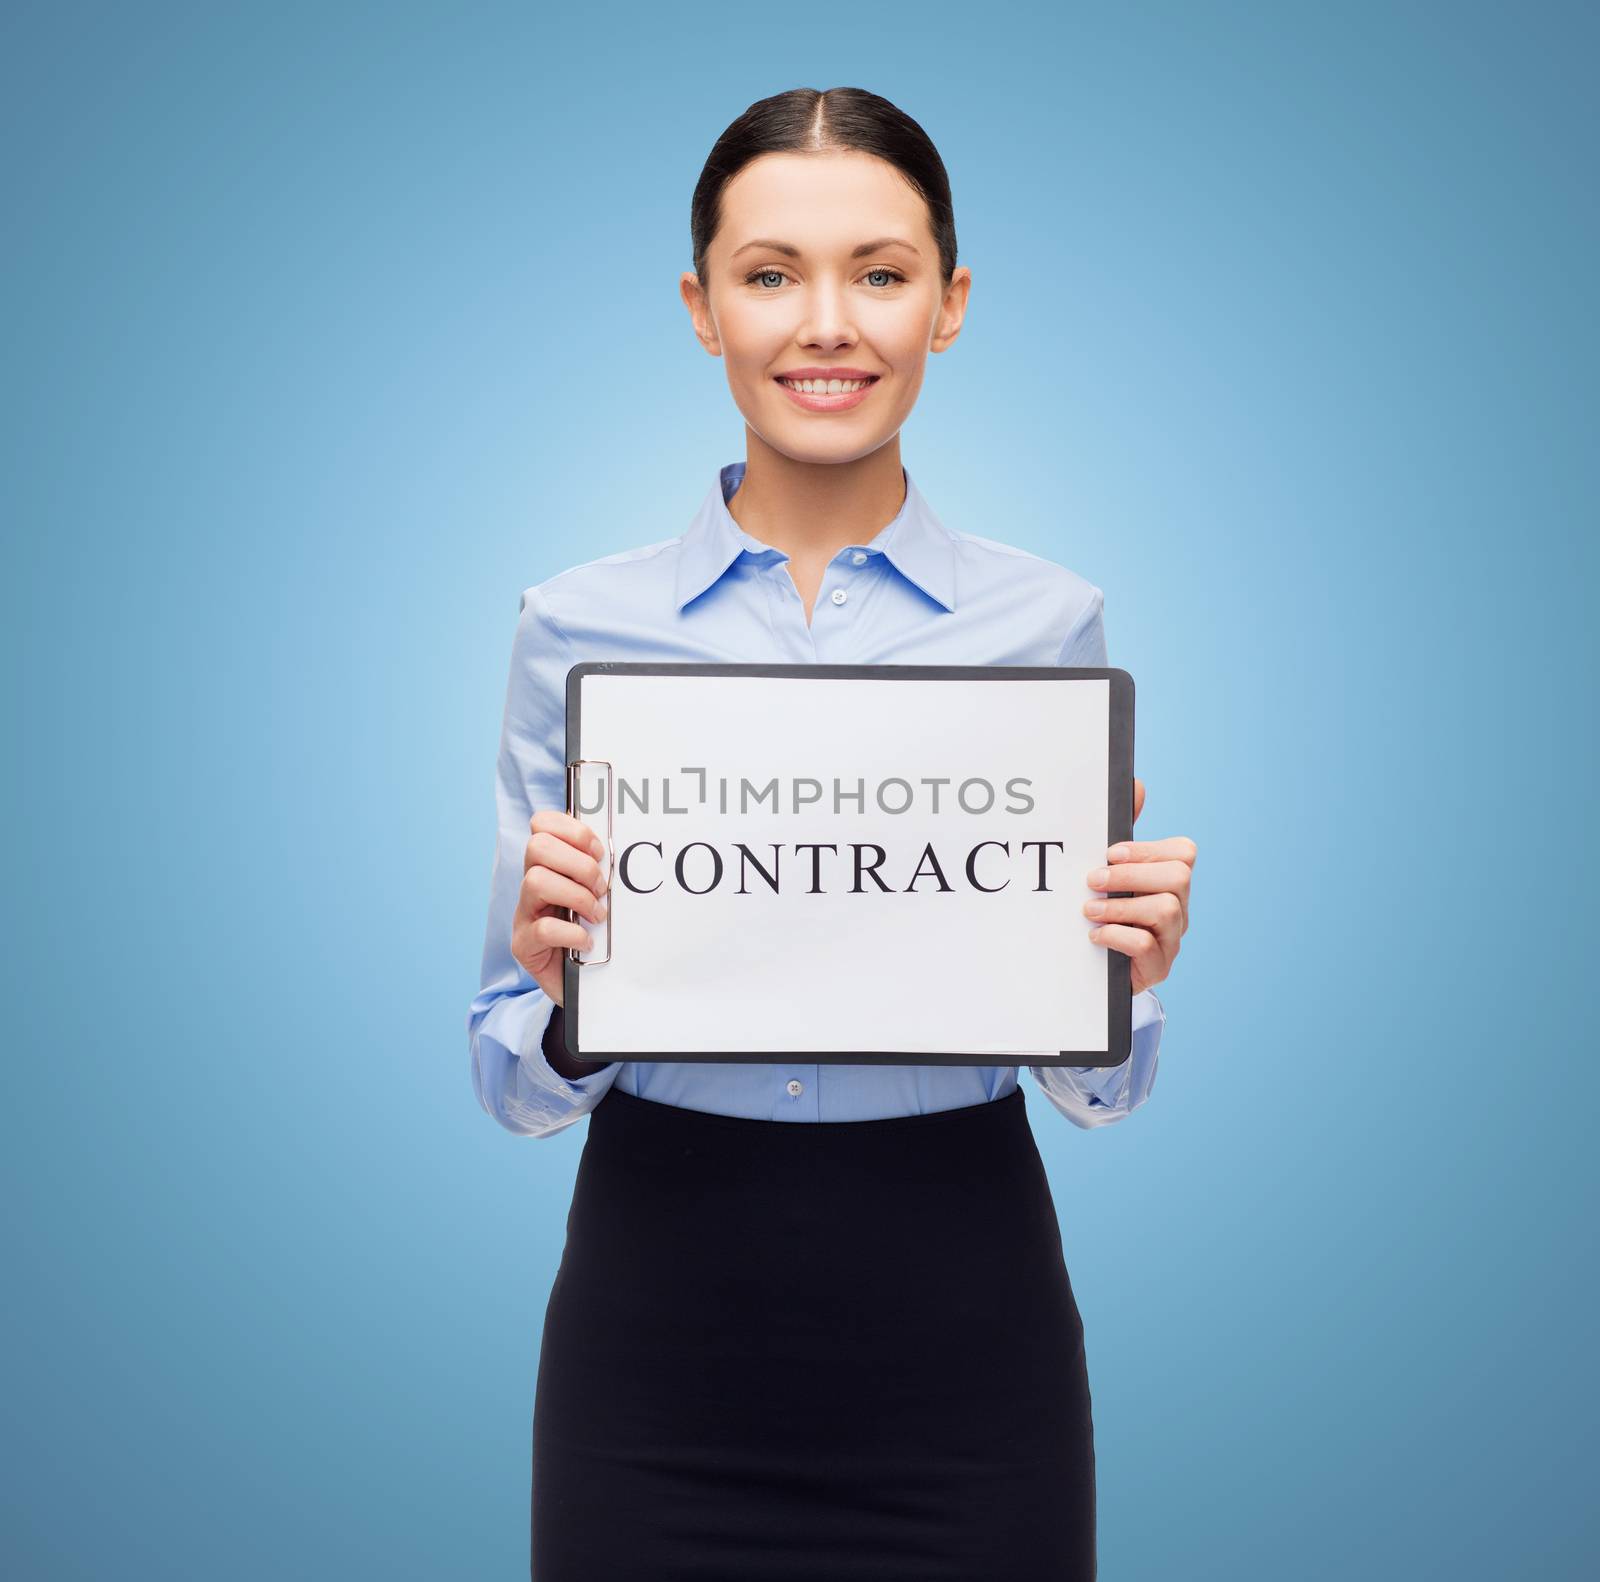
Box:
[690,87,957,291]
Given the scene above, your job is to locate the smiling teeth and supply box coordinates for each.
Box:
[781,377,872,393]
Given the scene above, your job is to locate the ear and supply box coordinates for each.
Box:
[680,272,721,357]
[930,266,972,354]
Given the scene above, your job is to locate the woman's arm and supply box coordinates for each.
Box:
[1024,580,1193,1128]
[466,584,622,1137]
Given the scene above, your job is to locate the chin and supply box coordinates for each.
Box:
[760,430,892,469]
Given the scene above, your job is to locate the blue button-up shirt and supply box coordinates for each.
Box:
[469,460,1164,1137]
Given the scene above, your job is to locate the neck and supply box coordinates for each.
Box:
[727,432,906,562]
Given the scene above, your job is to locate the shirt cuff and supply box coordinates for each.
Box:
[1027,987,1165,1128]
[522,1001,621,1101]
[1064,988,1163,1101]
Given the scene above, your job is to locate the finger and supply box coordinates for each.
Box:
[512,913,596,976]
[515,910,597,955]
[530,807,607,864]
[525,826,609,898]
[532,913,597,953]
[1082,892,1185,953]
[1103,836,1197,866]
[1086,921,1172,984]
[1085,857,1191,897]
[520,861,610,925]
[1085,858,1190,929]
[1132,777,1145,825]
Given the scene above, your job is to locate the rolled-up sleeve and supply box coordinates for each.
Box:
[467,584,621,1137]
[1028,989,1164,1129]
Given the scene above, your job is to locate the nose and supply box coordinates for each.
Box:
[796,274,857,352]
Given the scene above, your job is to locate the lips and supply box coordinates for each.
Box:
[775,368,878,384]
[773,373,880,413]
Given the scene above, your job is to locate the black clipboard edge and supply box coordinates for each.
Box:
[561,662,1134,1069]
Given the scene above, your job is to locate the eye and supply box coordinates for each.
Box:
[741,265,908,290]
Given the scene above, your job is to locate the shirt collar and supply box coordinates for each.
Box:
[673,460,958,615]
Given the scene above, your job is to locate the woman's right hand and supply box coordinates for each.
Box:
[511,809,610,1007]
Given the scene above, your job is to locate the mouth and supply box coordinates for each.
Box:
[773,373,880,412]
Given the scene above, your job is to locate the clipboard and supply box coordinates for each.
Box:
[560,663,1135,1067]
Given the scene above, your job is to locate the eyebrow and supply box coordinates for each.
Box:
[729,236,922,261]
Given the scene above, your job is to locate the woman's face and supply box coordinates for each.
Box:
[683,150,970,466]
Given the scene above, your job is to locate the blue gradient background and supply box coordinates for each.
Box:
[5,3,1594,1577]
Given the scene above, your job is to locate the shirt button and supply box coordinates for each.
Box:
[851,551,867,565]
[786,1078,804,1097]
[830,588,847,606]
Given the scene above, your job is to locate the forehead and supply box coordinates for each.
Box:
[717,150,931,252]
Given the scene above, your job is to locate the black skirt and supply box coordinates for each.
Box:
[530,1084,1097,1581]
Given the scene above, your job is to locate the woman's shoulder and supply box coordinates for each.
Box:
[946,527,1104,623]
[517,532,691,648]
[537,533,683,592]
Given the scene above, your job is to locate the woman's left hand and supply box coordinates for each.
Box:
[1082,777,1196,996]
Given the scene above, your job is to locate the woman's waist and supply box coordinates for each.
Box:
[582,1074,1043,1192]
[609,1058,1023,1126]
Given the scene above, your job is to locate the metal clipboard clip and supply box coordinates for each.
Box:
[564,757,612,965]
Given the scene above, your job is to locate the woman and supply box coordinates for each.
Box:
[468,86,1197,1582]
